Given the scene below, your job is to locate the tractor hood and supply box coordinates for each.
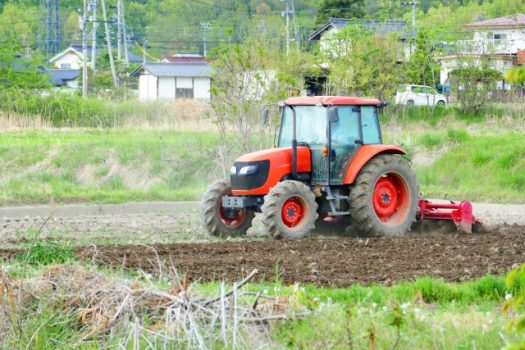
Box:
[231,147,311,195]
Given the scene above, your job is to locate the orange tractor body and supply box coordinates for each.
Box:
[202,96,479,239]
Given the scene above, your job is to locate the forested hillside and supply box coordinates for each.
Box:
[1,0,525,59]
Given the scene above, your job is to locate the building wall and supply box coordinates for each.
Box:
[461,28,525,55]
[193,78,211,101]
[138,74,158,100]
[52,53,82,69]
[439,55,514,90]
[138,74,211,101]
[158,77,176,99]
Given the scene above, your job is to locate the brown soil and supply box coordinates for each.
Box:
[2,225,524,287]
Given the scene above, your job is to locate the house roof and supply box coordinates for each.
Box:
[162,54,208,63]
[464,14,525,29]
[44,69,80,86]
[285,96,381,106]
[131,62,213,78]
[308,17,408,41]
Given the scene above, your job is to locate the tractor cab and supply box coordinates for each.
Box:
[278,98,383,185]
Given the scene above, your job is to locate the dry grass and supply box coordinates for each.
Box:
[0,264,308,349]
[0,99,217,131]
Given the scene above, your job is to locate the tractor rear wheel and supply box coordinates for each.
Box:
[348,155,418,236]
[201,179,255,238]
[261,180,318,240]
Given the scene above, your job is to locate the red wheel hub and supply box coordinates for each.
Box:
[218,201,247,228]
[372,174,409,225]
[281,197,305,228]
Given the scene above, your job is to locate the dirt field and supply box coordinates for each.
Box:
[1,224,523,287]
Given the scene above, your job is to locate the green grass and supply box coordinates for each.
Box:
[416,132,525,202]
[0,129,222,204]
[0,112,523,204]
[1,258,519,349]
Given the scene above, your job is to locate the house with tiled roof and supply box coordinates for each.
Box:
[130,62,213,101]
[308,17,411,59]
[438,14,525,86]
[49,44,142,69]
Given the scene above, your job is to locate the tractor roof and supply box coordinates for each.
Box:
[285,96,381,106]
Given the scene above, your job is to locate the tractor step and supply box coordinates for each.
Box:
[417,199,480,233]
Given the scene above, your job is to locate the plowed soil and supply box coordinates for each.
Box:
[2,225,524,287]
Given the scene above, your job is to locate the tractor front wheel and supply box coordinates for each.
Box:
[201,179,255,238]
[261,180,318,240]
[348,155,418,236]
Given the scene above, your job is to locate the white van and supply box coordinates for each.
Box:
[396,85,447,106]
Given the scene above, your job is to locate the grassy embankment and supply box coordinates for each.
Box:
[0,105,523,204]
[0,252,521,349]
[0,129,221,204]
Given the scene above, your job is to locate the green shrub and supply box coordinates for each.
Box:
[16,241,75,265]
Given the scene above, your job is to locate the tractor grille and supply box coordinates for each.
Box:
[230,160,270,190]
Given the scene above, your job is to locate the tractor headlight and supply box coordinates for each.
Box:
[230,165,237,175]
[239,165,258,175]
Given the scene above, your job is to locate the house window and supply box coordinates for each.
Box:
[61,63,71,69]
[176,88,194,99]
[494,33,506,40]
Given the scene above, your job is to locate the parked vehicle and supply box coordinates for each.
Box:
[396,85,447,106]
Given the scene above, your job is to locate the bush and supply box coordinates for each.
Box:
[16,241,75,265]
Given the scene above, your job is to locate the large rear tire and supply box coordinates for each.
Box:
[348,155,418,236]
[201,179,255,238]
[261,180,318,240]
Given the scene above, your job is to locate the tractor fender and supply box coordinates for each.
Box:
[342,144,406,185]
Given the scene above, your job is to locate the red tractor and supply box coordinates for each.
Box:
[202,96,478,239]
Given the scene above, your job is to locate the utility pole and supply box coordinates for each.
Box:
[101,0,118,87]
[117,0,122,61]
[53,0,60,52]
[91,0,98,71]
[121,0,129,65]
[290,0,300,47]
[81,0,88,97]
[46,0,51,57]
[401,1,418,28]
[201,22,210,57]
[281,0,290,56]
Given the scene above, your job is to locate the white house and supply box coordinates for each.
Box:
[132,62,212,101]
[49,44,142,69]
[49,45,87,69]
[438,14,525,86]
[307,17,411,60]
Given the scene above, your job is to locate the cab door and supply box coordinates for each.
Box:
[329,106,362,185]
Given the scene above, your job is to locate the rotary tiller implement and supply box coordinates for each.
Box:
[417,199,484,233]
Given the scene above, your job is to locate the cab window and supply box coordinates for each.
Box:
[361,106,381,144]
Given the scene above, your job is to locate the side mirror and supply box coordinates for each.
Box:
[329,107,339,123]
[261,108,269,125]
[380,100,389,108]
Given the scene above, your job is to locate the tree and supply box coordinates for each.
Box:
[0,38,49,90]
[316,0,365,24]
[326,24,403,99]
[210,21,314,176]
[450,65,501,114]
[406,28,441,87]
